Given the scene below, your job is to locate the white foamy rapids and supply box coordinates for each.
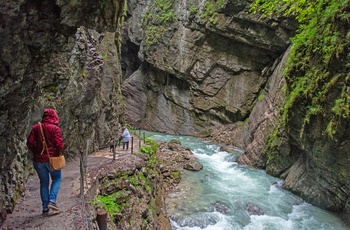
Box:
[194,151,267,195]
[143,131,349,230]
[194,151,234,170]
[170,212,236,230]
[243,215,294,230]
[191,143,219,156]
[206,143,220,152]
[287,202,350,230]
[266,183,301,213]
[243,202,350,230]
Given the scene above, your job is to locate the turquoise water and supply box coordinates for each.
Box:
[142,131,349,230]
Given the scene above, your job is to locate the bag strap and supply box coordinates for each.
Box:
[38,122,50,157]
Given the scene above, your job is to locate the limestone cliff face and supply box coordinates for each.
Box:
[121,0,296,135]
[121,0,349,225]
[239,2,350,224]
[0,0,125,223]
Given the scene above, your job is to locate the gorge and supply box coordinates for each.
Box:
[0,0,349,227]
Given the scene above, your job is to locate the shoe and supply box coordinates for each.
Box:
[48,202,60,211]
[42,209,49,216]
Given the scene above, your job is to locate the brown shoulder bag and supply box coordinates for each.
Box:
[39,122,66,170]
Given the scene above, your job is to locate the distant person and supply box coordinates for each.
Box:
[27,108,64,216]
[120,126,131,150]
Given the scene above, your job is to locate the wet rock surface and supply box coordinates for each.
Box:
[246,203,264,216]
[122,0,296,135]
[0,0,126,222]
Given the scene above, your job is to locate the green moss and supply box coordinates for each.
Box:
[189,4,198,15]
[144,25,166,48]
[252,0,350,138]
[143,0,175,48]
[147,168,159,177]
[139,138,158,157]
[140,145,153,155]
[96,170,157,221]
[201,1,215,20]
[44,85,58,94]
[45,95,52,101]
[325,117,338,139]
[198,128,212,137]
[139,172,153,193]
[258,93,265,101]
[142,219,148,228]
[147,155,157,167]
[265,126,279,162]
[130,175,137,186]
[332,72,350,118]
[172,171,181,181]
[115,0,127,51]
[145,138,159,153]
[199,0,226,26]
[94,192,126,221]
[149,202,156,214]
[145,183,153,194]
[138,172,146,181]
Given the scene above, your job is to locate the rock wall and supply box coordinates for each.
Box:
[238,2,350,224]
[0,0,125,224]
[121,0,349,225]
[121,0,296,135]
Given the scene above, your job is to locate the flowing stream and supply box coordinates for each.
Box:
[142,131,349,230]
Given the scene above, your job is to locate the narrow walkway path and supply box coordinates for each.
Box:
[1,140,141,230]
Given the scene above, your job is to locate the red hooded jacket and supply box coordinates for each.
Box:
[27,108,64,162]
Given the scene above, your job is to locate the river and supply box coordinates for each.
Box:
[142,131,349,230]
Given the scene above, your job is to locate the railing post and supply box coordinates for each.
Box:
[79,153,86,229]
[112,140,116,160]
[138,130,141,149]
[96,209,108,230]
[131,137,133,154]
[80,153,85,198]
[84,139,90,173]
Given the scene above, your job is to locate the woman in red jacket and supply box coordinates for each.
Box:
[27,108,64,216]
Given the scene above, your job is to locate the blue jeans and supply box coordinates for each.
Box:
[33,162,61,210]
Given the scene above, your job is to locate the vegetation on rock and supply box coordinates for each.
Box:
[252,0,350,223]
[94,141,161,227]
[94,192,127,221]
[199,0,225,25]
[251,0,350,138]
[143,0,176,48]
[90,138,200,229]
